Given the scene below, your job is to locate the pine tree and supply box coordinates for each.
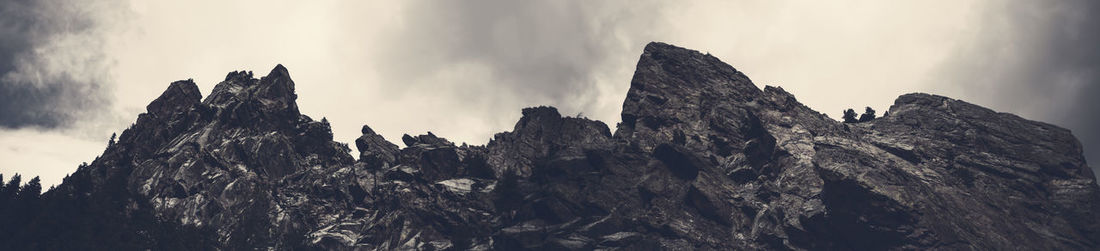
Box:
[19,176,41,201]
[0,173,5,205]
[0,174,21,237]
[3,174,21,199]
[859,107,877,122]
[842,109,859,123]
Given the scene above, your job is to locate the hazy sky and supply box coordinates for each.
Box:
[1,0,1097,187]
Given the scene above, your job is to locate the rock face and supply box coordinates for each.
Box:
[3,42,1098,250]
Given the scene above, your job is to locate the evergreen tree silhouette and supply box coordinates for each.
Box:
[2,174,20,199]
[19,176,41,201]
[842,109,859,123]
[859,107,876,122]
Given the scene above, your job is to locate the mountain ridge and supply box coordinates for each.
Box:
[0,42,1096,250]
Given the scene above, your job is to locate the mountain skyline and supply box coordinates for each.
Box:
[1,42,1095,249]
[1,0,1098,189]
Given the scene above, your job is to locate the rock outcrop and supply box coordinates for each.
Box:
[2,42,1097,250]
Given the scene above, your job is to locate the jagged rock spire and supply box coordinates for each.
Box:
[198,64,303,130]
[145,79,201,118]
[355,124,399,169]
[256,64,299,114]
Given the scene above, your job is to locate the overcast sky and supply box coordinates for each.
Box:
[1,0,1097,187]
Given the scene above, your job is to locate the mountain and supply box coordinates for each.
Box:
[1,42,1097,250]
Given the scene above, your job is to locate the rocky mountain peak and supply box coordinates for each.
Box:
[360,124,377,135]
[355,124,399,169]
[204,65,296,110]
[618,42,767,155]
[267,63,291,79]
[199,65,303,131]
[401,132,454,148]
[145,79,201,118]
[486,106,611,178]
[634,42,758,94]
[256,64,298,111]
[880,93,1092,178]
[3,42,1098,250]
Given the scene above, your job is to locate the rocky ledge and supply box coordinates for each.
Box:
[2,42,1097,250]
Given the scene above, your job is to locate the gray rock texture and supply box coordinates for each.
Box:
[8,42,1098,250]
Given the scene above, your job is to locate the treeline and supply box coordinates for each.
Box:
[0,174,43,242]
[842,107,889,123]
[0,170,219,250]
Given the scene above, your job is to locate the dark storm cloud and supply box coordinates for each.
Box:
[0,0,115,129]
[372,0,664,114]
[939,0,1100,170]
